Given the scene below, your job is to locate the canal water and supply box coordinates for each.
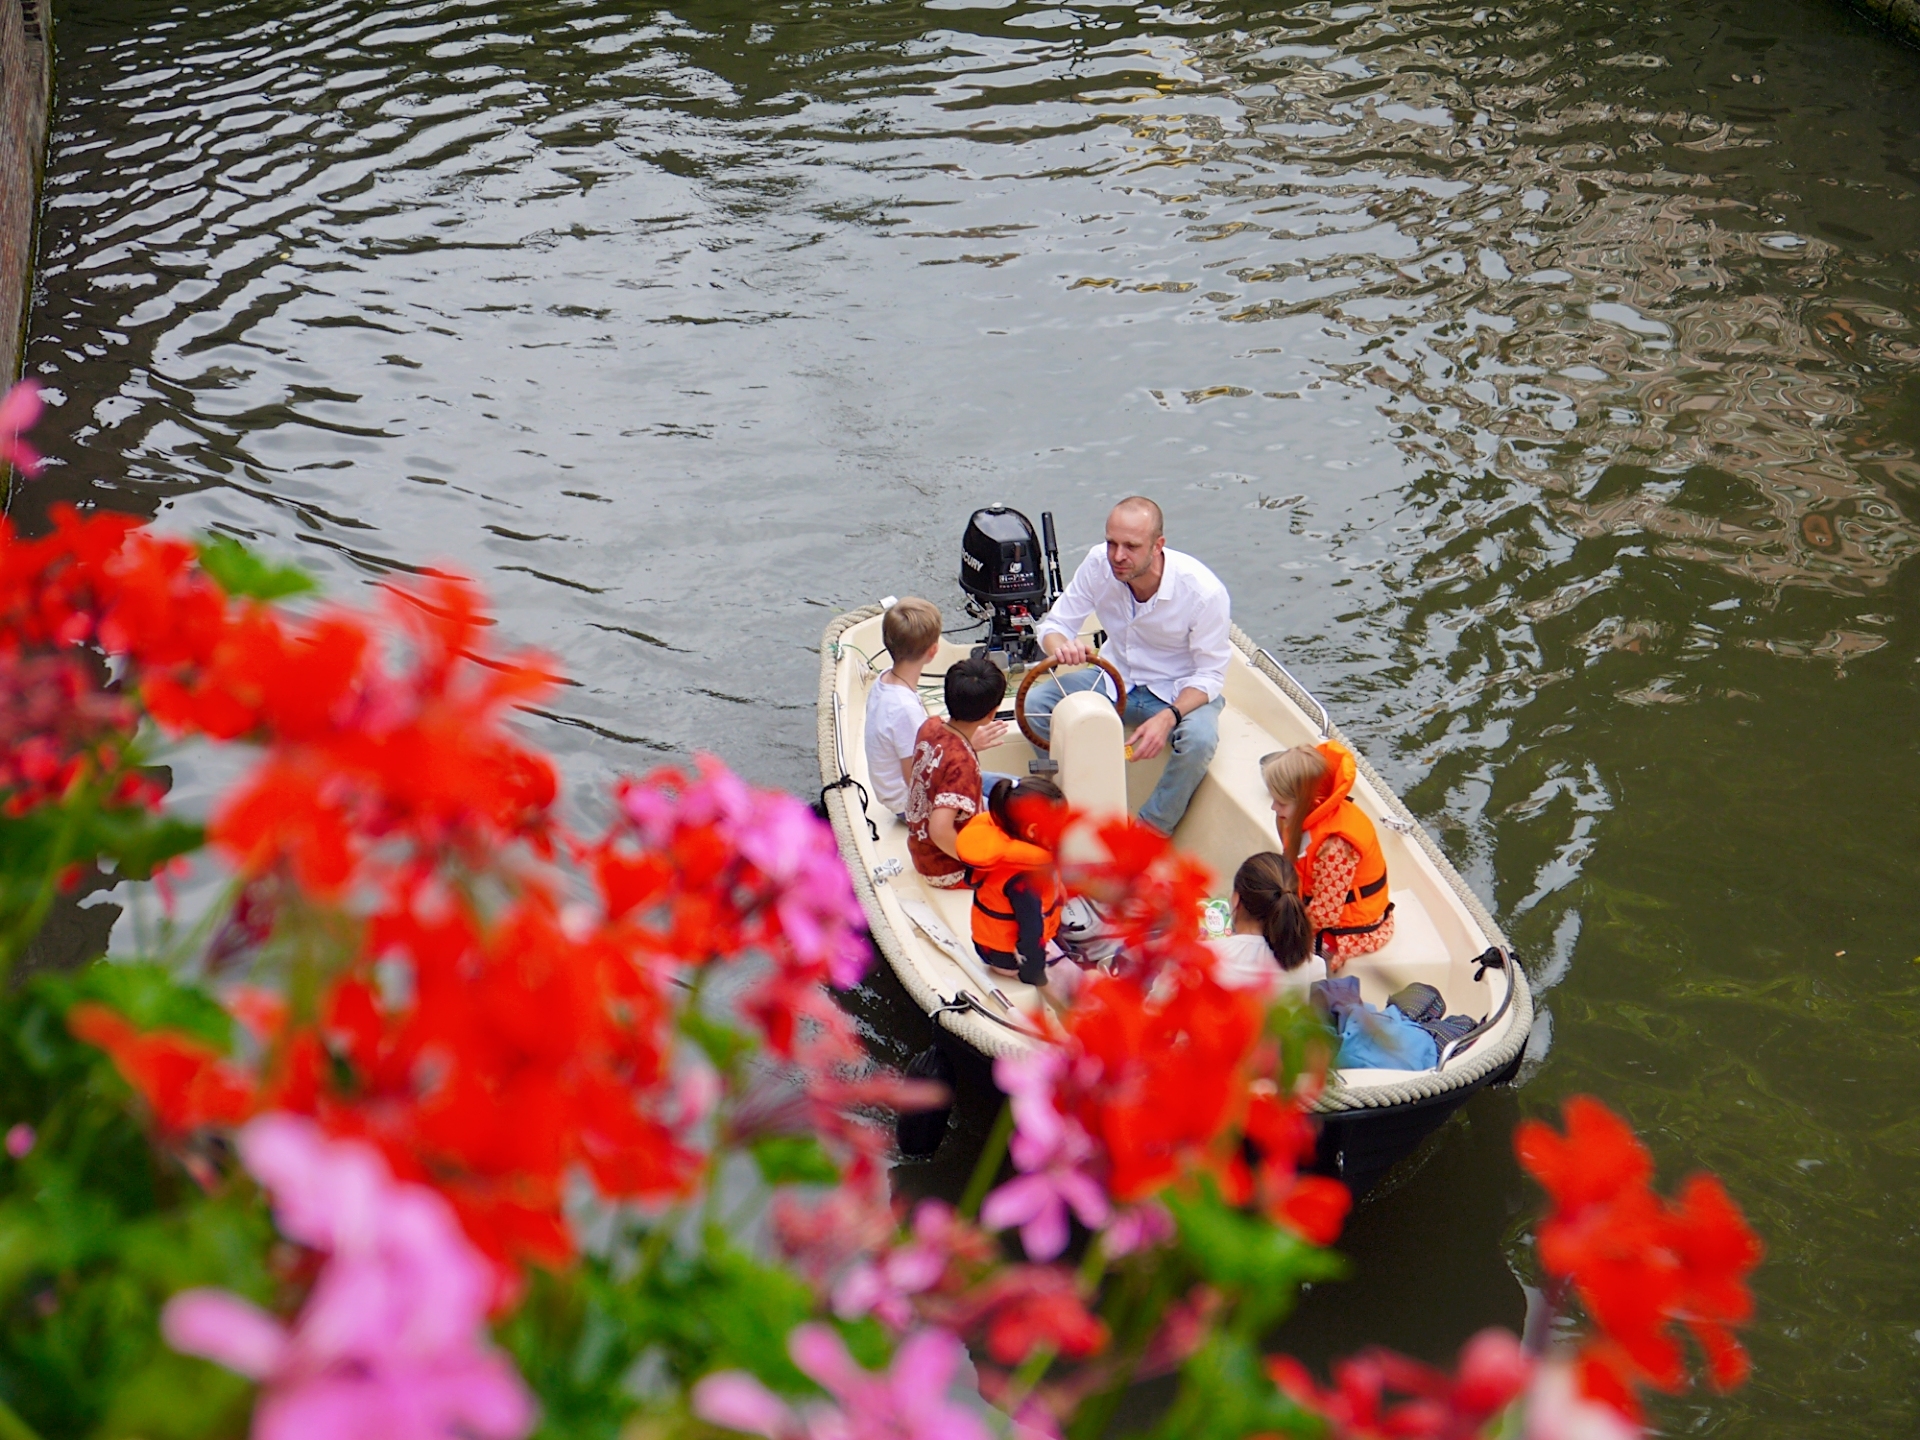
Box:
[21,0,1920,1432]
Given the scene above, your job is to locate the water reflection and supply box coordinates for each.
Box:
[1107,10,1920,594]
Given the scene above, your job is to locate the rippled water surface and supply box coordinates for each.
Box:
[23,0,1920,1430]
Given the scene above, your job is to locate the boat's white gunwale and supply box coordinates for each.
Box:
[817,605,1534,1114]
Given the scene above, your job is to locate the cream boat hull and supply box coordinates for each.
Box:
[817,606,1532,1184]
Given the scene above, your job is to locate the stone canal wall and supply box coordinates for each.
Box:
[0,0,47,385]
[1851,0,1920,45]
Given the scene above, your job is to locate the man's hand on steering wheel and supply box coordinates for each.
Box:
[1016,653,1127,750]
[1045,633,1092,667]
[1129,707,1177,761]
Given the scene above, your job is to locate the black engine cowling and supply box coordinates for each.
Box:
[959,505,1054,666]
[959,505,1046,605]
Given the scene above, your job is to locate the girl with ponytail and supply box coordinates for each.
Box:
[1206,851,1326,997]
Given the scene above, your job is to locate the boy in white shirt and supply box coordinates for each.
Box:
[864,599,944,819]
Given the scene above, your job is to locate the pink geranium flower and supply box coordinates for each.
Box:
[1097,1200,1174,1258]
[980,1052,1110,1261]
[0,381,42,475]
[161,1114,534,1440]
[1523,1362,1639,1440]
[979,1169,1110,1266]
[618,756,869,988]
[832,1200,965,1328]
[996,1050,1071,1174]
[694,1324,991,1440]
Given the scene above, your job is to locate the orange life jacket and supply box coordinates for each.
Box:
[956,812,1062,954]
[1296,741,1391,948]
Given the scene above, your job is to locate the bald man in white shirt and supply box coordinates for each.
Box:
[1031,496,1232,836]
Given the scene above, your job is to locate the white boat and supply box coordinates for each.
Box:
[816,556,1531,1191]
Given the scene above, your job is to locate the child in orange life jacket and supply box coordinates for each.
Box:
[956,776,1067,988]
[1261,741,1394,968]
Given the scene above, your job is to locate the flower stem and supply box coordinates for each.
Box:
[959,1099,1015,1220]
[1077,1233,1108,1288]
[0,782,88,982]
[999,1341,1059,1419]
[1065,1261,1178,1440]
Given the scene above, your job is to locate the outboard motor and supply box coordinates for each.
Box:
[959,504,1060,667]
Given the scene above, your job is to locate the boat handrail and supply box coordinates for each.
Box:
[1255,648,1330,739]
[1435,946,1516,1070]
[820,690,878,841]
[832,690,848,779]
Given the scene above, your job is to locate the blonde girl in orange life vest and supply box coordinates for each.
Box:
[956,776,1066,988]
[1261,742,1394,968]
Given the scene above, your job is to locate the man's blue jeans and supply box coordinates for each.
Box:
[1025,670,1223,835]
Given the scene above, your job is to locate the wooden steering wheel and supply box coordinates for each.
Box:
[1014,655,1127,751]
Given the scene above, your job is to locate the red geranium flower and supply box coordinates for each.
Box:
[1269,1328,1532,1440]
[67,1004,256,1134]
[978,1267,1109,1366]
[1516,1096,1762,1411]
[1064,968,1265,1203]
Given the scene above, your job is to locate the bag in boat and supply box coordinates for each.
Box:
[1056,895,1121,967]
[1387,981,1478,1053]
[1311,975,1437,1070]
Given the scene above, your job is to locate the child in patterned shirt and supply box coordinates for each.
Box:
[904,656,1007,887]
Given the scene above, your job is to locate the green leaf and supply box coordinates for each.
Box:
[677,1010,752,1073]
[57,964,233,1052]
[501,1236,826,1440]
[0,799,202,969]
[95,1348,255,1440]
[0,1212,49,1310]
[0,979,276,1439]
[748,1134,840,1188]
[832,1313,893,1373]
[1165,1183,1347,1332]
[194,534,316,601]
[1150,1332,1323,1440]
[80,811,205,881]
[0,1189,274,1439]
[1265,996,1342,1088]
